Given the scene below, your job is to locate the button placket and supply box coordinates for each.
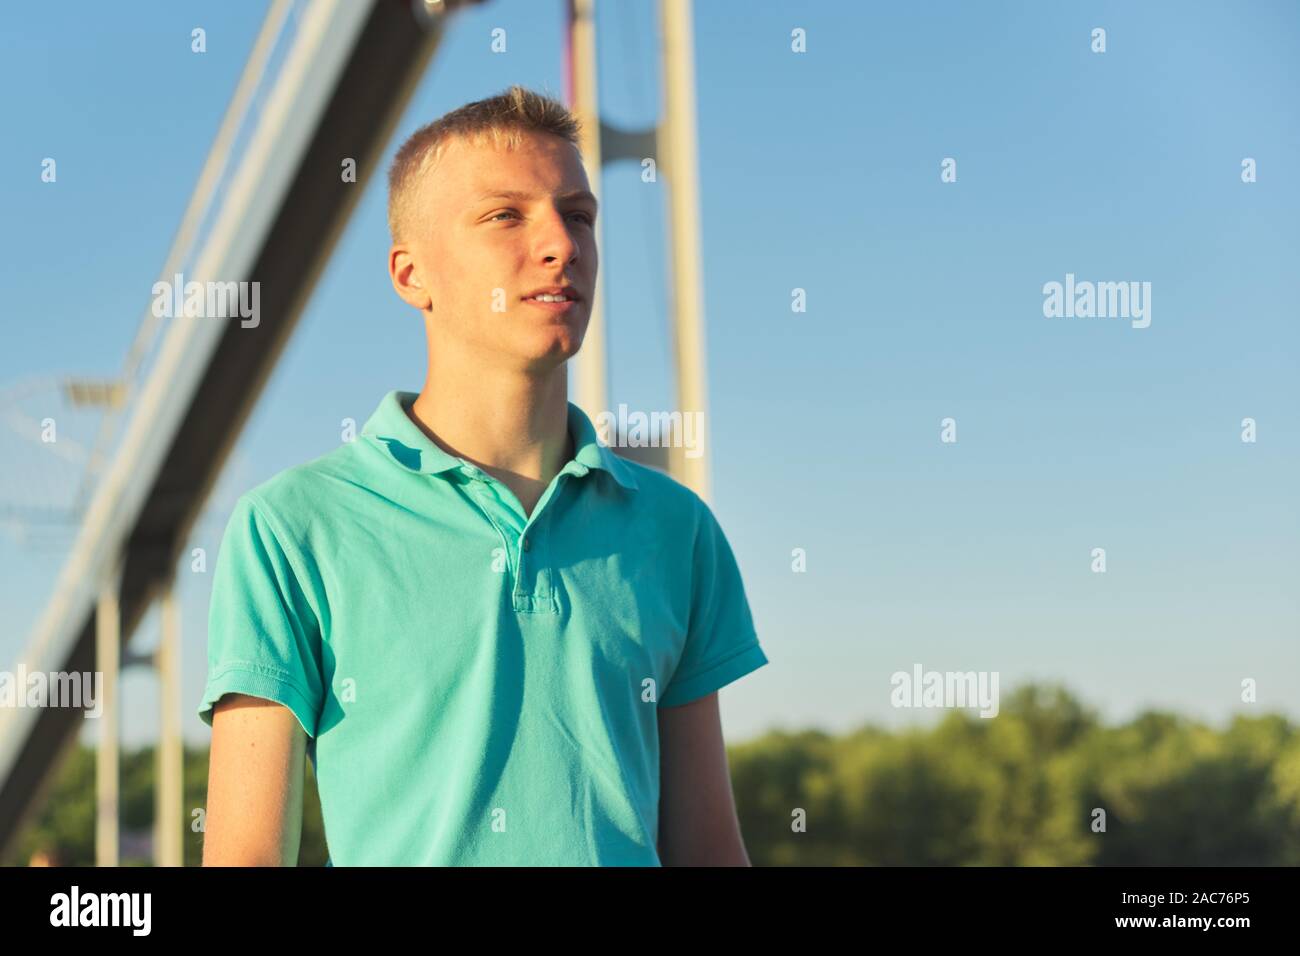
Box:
[512,526,547,613]
[467,477,543,613]
[511,474,576,615]
[462,464,585,615]
[460,478,518,581]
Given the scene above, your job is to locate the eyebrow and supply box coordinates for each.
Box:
[475,189,599,212]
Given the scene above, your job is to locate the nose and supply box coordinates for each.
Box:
[536,208,580,267]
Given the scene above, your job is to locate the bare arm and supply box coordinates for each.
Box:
[657,691,752,866]
[202,693,306,866]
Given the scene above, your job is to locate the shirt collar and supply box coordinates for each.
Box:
[360,390,639,490]
[567,396,639,490]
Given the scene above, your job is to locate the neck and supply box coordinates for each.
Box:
[407,349,573,506]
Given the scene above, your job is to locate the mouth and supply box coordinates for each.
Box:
[521,288,582,313]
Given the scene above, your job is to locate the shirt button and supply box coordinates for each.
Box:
[521,536,531,552]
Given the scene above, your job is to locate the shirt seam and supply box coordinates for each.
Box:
[242,490,328,636]
[244,491,307,568]
[668,634,761,689]
[206,660,317,708]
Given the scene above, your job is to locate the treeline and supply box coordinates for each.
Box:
[8,684,1298,866]
[5,743,328,867]
[731,685,1300,865]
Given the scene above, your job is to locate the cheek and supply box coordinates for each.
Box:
[461,238,526,316]
[427,242,485,300]
[414,240,453,294]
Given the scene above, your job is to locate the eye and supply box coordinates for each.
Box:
[487,209,593,225]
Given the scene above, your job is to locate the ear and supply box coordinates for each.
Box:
[388,244,431,311]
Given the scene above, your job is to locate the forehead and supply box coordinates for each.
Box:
[429,131,589,205]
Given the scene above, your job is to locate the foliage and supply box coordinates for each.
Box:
[9,684,1297,866]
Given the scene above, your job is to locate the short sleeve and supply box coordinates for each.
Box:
[197,492,325,738]
[659,498,769,708]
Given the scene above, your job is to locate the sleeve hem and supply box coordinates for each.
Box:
[197,662,320,738]
[659,639,768,709]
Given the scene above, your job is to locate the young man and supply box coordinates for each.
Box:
[198,85,768,866]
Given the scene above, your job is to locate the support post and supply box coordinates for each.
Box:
[156,582,183,866]
[95,567,121,867]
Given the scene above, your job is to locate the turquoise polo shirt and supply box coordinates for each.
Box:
[198,389,768,865]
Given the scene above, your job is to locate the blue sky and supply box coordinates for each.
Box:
[1,0,1297,749]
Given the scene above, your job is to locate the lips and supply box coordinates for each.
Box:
[521,287,581,302]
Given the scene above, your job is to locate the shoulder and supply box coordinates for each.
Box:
[235,441,370,543]
[605,457,719,541]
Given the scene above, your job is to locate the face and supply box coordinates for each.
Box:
[389,130,598,373]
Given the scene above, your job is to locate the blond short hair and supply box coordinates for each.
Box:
[386,84,582,243]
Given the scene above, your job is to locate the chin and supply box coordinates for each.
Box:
[528,316,587,354]
[523,332,585,370]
